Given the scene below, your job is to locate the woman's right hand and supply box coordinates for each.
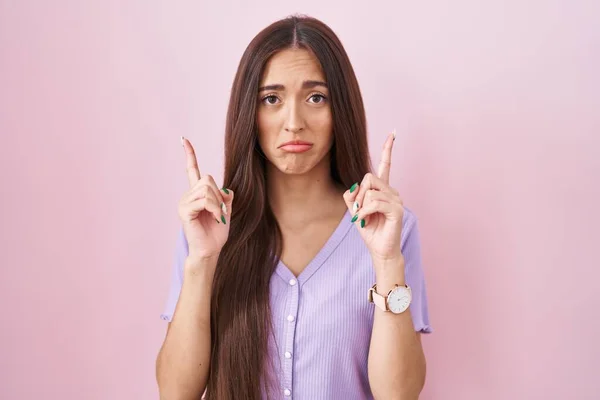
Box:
[178,137,233,263]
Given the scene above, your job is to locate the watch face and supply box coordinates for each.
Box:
[388,286,411,314]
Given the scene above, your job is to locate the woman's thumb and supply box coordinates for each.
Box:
[221,187,234,207]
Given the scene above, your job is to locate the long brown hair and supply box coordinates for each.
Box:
[208,15,372,399]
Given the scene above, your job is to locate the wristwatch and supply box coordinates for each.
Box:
[368,283,412,314]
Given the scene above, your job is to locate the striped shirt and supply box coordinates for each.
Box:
[161,207,432,399]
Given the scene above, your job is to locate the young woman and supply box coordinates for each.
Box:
[156,15,432,400]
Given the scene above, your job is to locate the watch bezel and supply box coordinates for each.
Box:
[386,285,412,314]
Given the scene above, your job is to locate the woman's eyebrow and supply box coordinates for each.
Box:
[258,80,328,92]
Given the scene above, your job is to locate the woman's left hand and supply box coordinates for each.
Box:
[343,131,405,266]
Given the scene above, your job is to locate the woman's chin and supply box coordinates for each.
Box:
[282,166,313,175]
[277,162,315,175]
[266,154,326,176]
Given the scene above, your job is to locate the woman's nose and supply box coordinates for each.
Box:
[284,102,305,133]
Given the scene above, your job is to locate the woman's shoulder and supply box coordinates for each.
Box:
[402,206,419,234]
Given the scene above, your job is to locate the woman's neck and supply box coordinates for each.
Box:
[266,158,346,226]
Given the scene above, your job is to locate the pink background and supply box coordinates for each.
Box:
[1,1,598,399]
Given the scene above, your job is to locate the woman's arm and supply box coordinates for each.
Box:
[156,255,216,400]
[368,257,427,400]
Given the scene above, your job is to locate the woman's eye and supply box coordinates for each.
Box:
[263,95,279,105]
[309,94,326,104]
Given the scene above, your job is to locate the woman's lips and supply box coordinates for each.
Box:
[280,144,313,153]
[279,141,313,153]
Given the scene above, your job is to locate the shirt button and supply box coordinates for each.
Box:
[284,351,292,359]
[287,315,295,322]
[289,279,297,286]
[284,388,291,396]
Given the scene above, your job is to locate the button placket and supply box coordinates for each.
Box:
[283,277,299,397]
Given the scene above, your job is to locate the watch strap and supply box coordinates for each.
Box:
[368,283,394,312]
[372,287,389,311]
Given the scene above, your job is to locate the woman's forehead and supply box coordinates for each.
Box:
[260,48,325,87]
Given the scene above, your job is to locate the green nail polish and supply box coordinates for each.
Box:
[360,219,365,228]
[221,187,230,194]
[351,214,358,223]
[221,215,227,224]
[350,182,358,193]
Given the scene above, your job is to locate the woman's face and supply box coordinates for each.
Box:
[256,48,333,175]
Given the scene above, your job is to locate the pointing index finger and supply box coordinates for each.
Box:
[182,136,201,187]
[377,129,395,184]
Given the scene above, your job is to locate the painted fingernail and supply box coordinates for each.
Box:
[221,187,230,194]
[180,136,185,146]
[215,218,220,224]
[360,219,366,228]
[351,214,358,223]
[352,201,360,214]
[392,128,396,141]
[221,202,228,215]
[350,182,358,193]
[221,215,227,224]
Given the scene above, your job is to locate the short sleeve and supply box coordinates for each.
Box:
[401,209,433,333]
[160,227,189,322]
